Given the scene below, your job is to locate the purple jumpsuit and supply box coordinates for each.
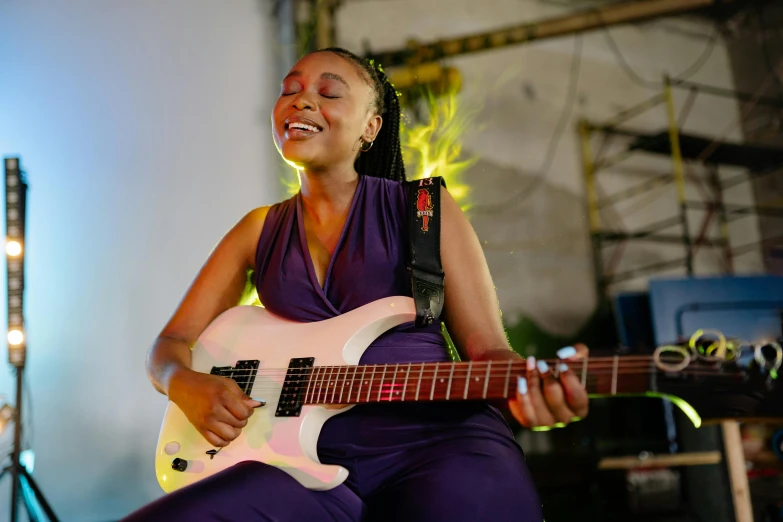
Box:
[123,175,543,521]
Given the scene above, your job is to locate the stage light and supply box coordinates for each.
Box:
[7,330,24,347]
[5,157,26,368]
[5,241,22,257]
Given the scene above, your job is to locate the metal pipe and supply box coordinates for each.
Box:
[366,0,734,67]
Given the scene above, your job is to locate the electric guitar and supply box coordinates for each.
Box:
[155,296,783,493]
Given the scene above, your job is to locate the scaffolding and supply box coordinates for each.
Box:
[579,76,783,298]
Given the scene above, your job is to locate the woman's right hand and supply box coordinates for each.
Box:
[168,369,263,447]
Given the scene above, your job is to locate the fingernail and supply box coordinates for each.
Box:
[517,376,528,395]
[558,363,569,373]
[537,360,549,374]
[526,356,536,372]
[557,346,577,359]
[251,398,266,408]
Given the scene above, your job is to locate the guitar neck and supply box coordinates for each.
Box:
[302,358,653,405]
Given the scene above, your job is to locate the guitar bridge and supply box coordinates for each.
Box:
[210,360,260,395]
[276,357,314,417]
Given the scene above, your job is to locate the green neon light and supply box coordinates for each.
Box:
[587,392,702,428]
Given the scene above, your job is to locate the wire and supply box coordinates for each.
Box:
[471,33,584,214]
[600,15,720,89]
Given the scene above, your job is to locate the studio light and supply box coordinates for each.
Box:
[5,157,27,368]
[1,157,58,521]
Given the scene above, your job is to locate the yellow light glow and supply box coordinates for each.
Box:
[400,88,477,210]
[5,240,22,257]
[7,329,24,346]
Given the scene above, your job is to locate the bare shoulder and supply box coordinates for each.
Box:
[231,205,272,269]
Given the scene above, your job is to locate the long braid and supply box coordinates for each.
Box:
[314,48,406,182]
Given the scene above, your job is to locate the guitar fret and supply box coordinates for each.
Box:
[303,368,313,404]
[358,366,366,401]
[337,366,345,403]
[402,363,411,401]
[390,364,399,402]
[611,355,619,395]
[482,361,491,399]
[415,363,423,401]
[430,362,440,401]
[503,360,512,398]
[318,366,328,404]
[347,367,356,403]
[307,367,318,404]
[464,361,473,400]
[366,366,376,402]
[445,363,455,400]
[378,365,387,402]
[330,366,338,403]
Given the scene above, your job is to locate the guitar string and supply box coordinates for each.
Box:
[221,359,750,380]
[210,354,749,378]
[238,368,749,396]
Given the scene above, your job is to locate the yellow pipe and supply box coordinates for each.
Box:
[579,120,600,233]
[664,76,687,204]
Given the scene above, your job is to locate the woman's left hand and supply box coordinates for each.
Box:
[509,343,590,429]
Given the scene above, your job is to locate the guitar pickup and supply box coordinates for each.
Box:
[210,360,260,395]
[275,358,314,417]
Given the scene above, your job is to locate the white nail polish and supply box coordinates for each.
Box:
[558,363,569,373]
[537,360,549,373]
[526,356,536,372]
[517,376,528,395]
[557,346,577,359]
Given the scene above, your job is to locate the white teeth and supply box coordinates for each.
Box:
[289,122,321,132]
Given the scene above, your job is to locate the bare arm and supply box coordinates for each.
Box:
[439,186,588,427]
[439,187,512,362]
[147,206,270,396]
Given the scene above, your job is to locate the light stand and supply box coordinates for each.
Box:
[0,157,59,521]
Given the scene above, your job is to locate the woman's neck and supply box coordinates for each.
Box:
[298,166,360,222]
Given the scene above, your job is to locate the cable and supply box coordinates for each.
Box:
[471,33,583,214]
[597,5,721,89]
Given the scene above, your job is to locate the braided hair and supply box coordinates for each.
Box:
[314,47,406,182]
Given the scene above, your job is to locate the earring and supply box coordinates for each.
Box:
[360,140,374,152]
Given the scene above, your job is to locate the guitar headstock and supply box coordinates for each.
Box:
[653,329,783,426]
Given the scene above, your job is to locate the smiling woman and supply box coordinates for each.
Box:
[123,47,589,522]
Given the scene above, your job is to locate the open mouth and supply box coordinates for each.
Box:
[285,119,324,137]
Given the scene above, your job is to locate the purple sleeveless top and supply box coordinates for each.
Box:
[254,175,514,456]
[254,174,448,365]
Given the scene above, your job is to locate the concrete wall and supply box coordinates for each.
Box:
[0,1,280,520]
[336,0,765,340]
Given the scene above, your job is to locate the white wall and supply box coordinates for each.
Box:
[337,0,764,338]
[0,1,280,520]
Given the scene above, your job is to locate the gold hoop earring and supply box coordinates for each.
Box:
[360,140,374,153]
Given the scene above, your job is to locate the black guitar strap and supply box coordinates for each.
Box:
[405,176,446,328]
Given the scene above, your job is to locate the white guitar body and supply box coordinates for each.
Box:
[155,296,416,493]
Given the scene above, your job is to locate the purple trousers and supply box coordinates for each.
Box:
[123,404,543,521]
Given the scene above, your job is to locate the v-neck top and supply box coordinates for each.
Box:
[254,175,515,459]
[254,175,448,365]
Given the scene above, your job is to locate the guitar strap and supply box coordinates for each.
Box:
[405,176,446,328]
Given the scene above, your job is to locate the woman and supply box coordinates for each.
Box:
[125,47,589,521]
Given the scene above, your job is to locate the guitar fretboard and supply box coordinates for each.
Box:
[301,358,652,405]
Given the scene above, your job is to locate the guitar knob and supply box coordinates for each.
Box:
[171,458,188,472]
